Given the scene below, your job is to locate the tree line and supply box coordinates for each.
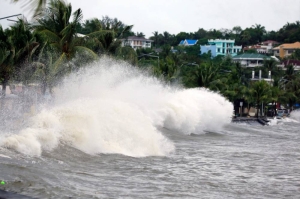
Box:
[2,0,300,116]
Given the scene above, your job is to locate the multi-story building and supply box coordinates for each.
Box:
[272,42,300,58]
[232,53,276,67]
[200,39,242,57]
[121,36,153,50]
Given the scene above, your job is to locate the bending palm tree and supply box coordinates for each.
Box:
[35,0,97,72]
[12,0,47,17]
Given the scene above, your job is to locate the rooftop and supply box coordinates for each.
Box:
[233,53,271,60]
[273,42,300,50]
[243,45,267,50]
[121,36,153,41]
[179,39,198,45]
[260,40,279,45]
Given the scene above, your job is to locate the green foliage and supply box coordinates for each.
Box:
[6,0,300,106]
[115,46,138,66]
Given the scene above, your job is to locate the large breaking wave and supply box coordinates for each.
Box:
[0,57,233,157]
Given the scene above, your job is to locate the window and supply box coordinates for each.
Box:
[233,49,236,53]
[287,50,294,54]
[222,49,225,53]
[218,48,220,52]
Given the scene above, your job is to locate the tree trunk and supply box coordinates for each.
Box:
[1,80,7,98]
[256,100,259,118]
[41,79,47,96]
[274,101,277,117]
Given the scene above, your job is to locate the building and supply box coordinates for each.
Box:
[278,59,300,70]
[250,70,273,86]
[121,36,153,50]
[200,39,242,57]
[272,42,300,58]
[261,40,279,46]
[243,40,279,54]
[243,45,268,54]
[178,39,198,46]
[232,53,274,67]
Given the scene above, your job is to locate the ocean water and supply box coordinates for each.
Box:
[0,58,300,199]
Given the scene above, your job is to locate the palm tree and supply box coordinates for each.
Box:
[0,20,39,97]
[32,45,65,95]
[86,16,133,55]
[115,46,138,66]
[284,75,300,109]
[35,0,97,72]
[8,19,40,82]
[12,0,47,17]
[248,80,271,117]
[152,31,159,48]
[252,24,266,43]
[0,26,14,97]
[152,55,179,83]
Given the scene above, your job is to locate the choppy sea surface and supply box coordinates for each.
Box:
[1,58,300,198]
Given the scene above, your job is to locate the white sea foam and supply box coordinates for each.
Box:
[0,57,233,157]
[288,110,300,123]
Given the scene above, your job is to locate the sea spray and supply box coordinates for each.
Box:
[0,57,233,156]
[287,109,300,123]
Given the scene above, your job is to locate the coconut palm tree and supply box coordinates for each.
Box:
[0,19,39,96]
[115,46,138,66]
[152,31,159,48]
[32,44,65,95]
[35,0,97,72]
[248,80,271,117]
[86,16,133,55]
[12,0,47,17]
[0,26,14,97]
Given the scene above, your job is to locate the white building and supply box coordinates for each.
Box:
[121,36,153,50]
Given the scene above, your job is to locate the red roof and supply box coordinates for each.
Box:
[243,45,267,50]
[283,59,300,66]
[261,40,279,45]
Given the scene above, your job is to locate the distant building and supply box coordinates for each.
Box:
[243,40,279,54]
[200,39,242,57]
[261,40,279,46]
[272,42,300,58]
[243,45,268,54]
[121,36,153,50]
[278,59,300,70]
[178,39,198,46]
[232,53,274,67]
[250,70,273,86]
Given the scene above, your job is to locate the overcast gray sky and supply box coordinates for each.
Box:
[1,0,300,38]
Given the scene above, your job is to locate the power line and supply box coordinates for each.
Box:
[0,14,22,20]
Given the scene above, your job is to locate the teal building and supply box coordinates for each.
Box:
[200,39,242,57]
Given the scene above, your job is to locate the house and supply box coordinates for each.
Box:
[121,36,153,50]
[232,53,274,67]
[200,39,242,57]
[250,70,273,86]
[243,45,268,54]
[178,39,198,46]
[279,59,300,70]
[272,42,300,58]
[261,40,279,46]
[243,40,279,54]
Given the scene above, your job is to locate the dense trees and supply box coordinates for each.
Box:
[3,0,300,111]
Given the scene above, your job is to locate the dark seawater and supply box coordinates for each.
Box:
[1,120,300,199]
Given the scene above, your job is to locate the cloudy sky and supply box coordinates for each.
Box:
[1,0,300,37]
